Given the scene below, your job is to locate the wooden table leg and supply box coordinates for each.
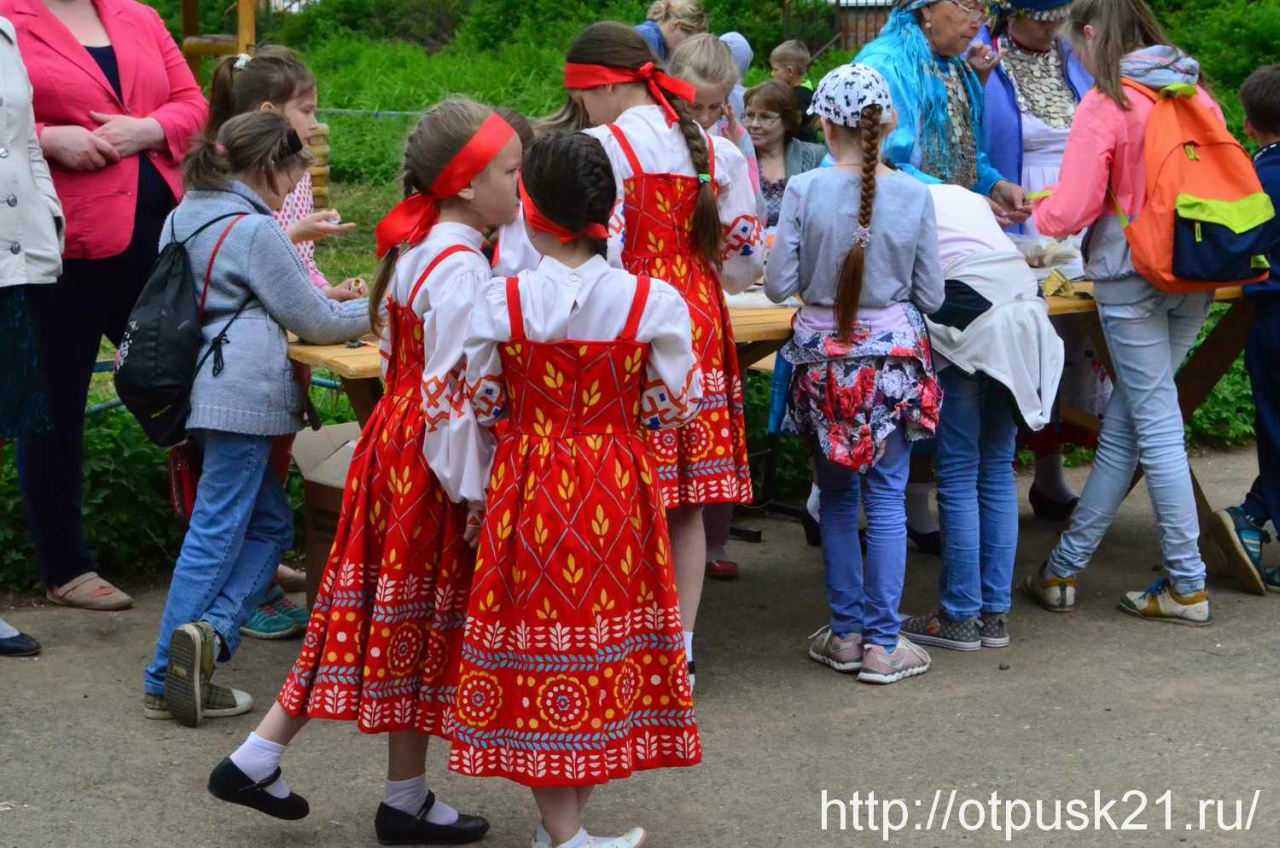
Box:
[341,376,383,427]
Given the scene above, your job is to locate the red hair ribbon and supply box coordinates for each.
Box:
[375,112,516,257]
[519,177,609,244]
[563,61,696,126]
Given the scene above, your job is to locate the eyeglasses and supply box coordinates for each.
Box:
[947,0,988,21]
[742,111,782,126]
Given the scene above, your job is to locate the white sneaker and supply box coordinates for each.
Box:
[1119,579,1211,626]
[589,828,646,847]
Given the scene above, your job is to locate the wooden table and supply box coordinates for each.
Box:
[291,287,1261,592]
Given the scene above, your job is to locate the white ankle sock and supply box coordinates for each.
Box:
[384,775,459,824]
[229,732,290,799]
[705,545,728,563]
[1034,453,1078,503]
[806,483,821,521]
[556,828,589,848]
[0,616,19,639]
[905,484,938,534]
[682,630,694,662]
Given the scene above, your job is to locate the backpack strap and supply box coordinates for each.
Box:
[199,215,248,318]
[191,214,252,381]
[606,124,645,177]
[505,276,526,342]
[179,211,246,246]
[620,276,651,341]
[407,244,479,307]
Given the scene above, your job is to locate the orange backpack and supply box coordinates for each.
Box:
[1117,79,1275,293]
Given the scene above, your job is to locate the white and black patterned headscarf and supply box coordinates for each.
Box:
[808,64,896,129]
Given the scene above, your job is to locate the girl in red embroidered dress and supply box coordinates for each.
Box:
[566,22,764,691]
[207,99,521,846]
[442,133,702,848]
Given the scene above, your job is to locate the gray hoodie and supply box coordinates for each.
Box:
[162,181,369,436]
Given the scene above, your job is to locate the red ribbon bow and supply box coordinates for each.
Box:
[375,112,516,257]
[563,61,697,125]
[519,177,609,245]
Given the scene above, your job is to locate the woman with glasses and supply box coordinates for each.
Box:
[978,0,1106,522]
[744,80,827,228]
[856,0,1028,224]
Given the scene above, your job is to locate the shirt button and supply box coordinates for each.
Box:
[0,147,8,159]
[10,243,20,255]
[569,274,581,282]
[6,195,16,207]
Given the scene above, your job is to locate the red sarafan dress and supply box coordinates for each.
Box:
[277,242,479,736]
[447,272,701,787]
[603,120,756,508]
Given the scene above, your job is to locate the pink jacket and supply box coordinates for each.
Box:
[1033,64,1223,282]
[1,0,207,260]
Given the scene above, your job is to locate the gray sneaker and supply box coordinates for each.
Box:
[858,637,931,684]
[164,621,218,727]
[900,610,981,651]
[806,626,862,673]
[143,684,254,721]
[977,614,1010,649]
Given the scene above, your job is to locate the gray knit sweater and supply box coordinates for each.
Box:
[161,182,369,436]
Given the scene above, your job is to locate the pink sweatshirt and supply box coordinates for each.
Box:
[273,170,330,290]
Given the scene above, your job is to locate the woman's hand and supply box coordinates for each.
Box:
[88,112,165,158]
[323,278,367,302]
[288,209,357,245]
[964,43,1002,85]
[990,180,1031,225]
[40,125,121,171]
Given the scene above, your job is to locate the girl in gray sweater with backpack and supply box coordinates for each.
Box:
[143,111,369,727]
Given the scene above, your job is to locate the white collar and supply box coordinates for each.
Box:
[427,221,485,249]
[536,254,611,284]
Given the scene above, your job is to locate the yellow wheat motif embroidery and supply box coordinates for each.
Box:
[543,362,565,391]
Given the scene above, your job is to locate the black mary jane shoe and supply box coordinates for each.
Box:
[906,527,943,557]
[375,792,491,846]
[208,757,310,821]
[0,630,40,657]
[1029,483,1078,522]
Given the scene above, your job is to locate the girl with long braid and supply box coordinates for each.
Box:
[765,65,944,685]
[564,22,764,690]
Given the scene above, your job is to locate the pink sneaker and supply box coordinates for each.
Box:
[858,637,931,684]
[807,626,862,673]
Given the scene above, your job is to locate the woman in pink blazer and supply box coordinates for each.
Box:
[2,0,206,610]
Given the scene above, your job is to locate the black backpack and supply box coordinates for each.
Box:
[114,212,249,447]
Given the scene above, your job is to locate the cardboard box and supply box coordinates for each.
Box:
[292,422,362,609]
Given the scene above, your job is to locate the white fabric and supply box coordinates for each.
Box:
[229,732,290,799]
[0,615,19,639]
[398,223,496,511]
[809,64,896,127]
[383,775,459,824]
[929,184,1016,267]
[1018,112,1069,239]
[460,255,703,444]
[492,203,543,277]
[584,105,764,294]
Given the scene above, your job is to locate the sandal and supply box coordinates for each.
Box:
[45,572,133,611]
[274,563,307,594]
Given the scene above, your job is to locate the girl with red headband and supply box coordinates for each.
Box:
[444,130,702,848]
[207,97,521,847]
[566,21,764,690]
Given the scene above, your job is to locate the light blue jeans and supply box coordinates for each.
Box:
[814,426,911,648]
[144,430,293,695]
[1048,282,1212,595]
[935,368,1019,620]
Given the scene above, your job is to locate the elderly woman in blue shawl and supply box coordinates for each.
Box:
[857,0,1029,225]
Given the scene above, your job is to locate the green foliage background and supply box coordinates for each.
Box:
[0,0,1268,590]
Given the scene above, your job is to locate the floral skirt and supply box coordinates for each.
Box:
[781,308,941,473]
[0,287,51,440]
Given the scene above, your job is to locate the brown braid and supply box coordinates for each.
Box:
[671,98,724,271]
[835,104,883,340]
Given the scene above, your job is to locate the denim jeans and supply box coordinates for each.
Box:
[935,368,1019,620]
[1241,298,1280,528]
[814,426,911,648]
[144,430,293,695]
[1049,282,1211,595]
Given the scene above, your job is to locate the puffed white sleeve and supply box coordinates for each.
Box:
[464,278,512,428]
[420,269,495,512]
[713,135,765,295]
[638,281,703,430]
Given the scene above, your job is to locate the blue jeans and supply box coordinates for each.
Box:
[1049,283,1211,595]
[935,368,1018,620]
[814,427,911,648]
[144,430,293,695]
[1241,298,1280,528]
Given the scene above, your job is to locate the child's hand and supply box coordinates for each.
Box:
[289,209,357,245]
[723,102,742,142]
[464,508,484,548]
[322,278,366,302]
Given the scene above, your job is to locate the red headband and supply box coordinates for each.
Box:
[563,61,696,125]
[519,177,609,245]
[375,112,516,257]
